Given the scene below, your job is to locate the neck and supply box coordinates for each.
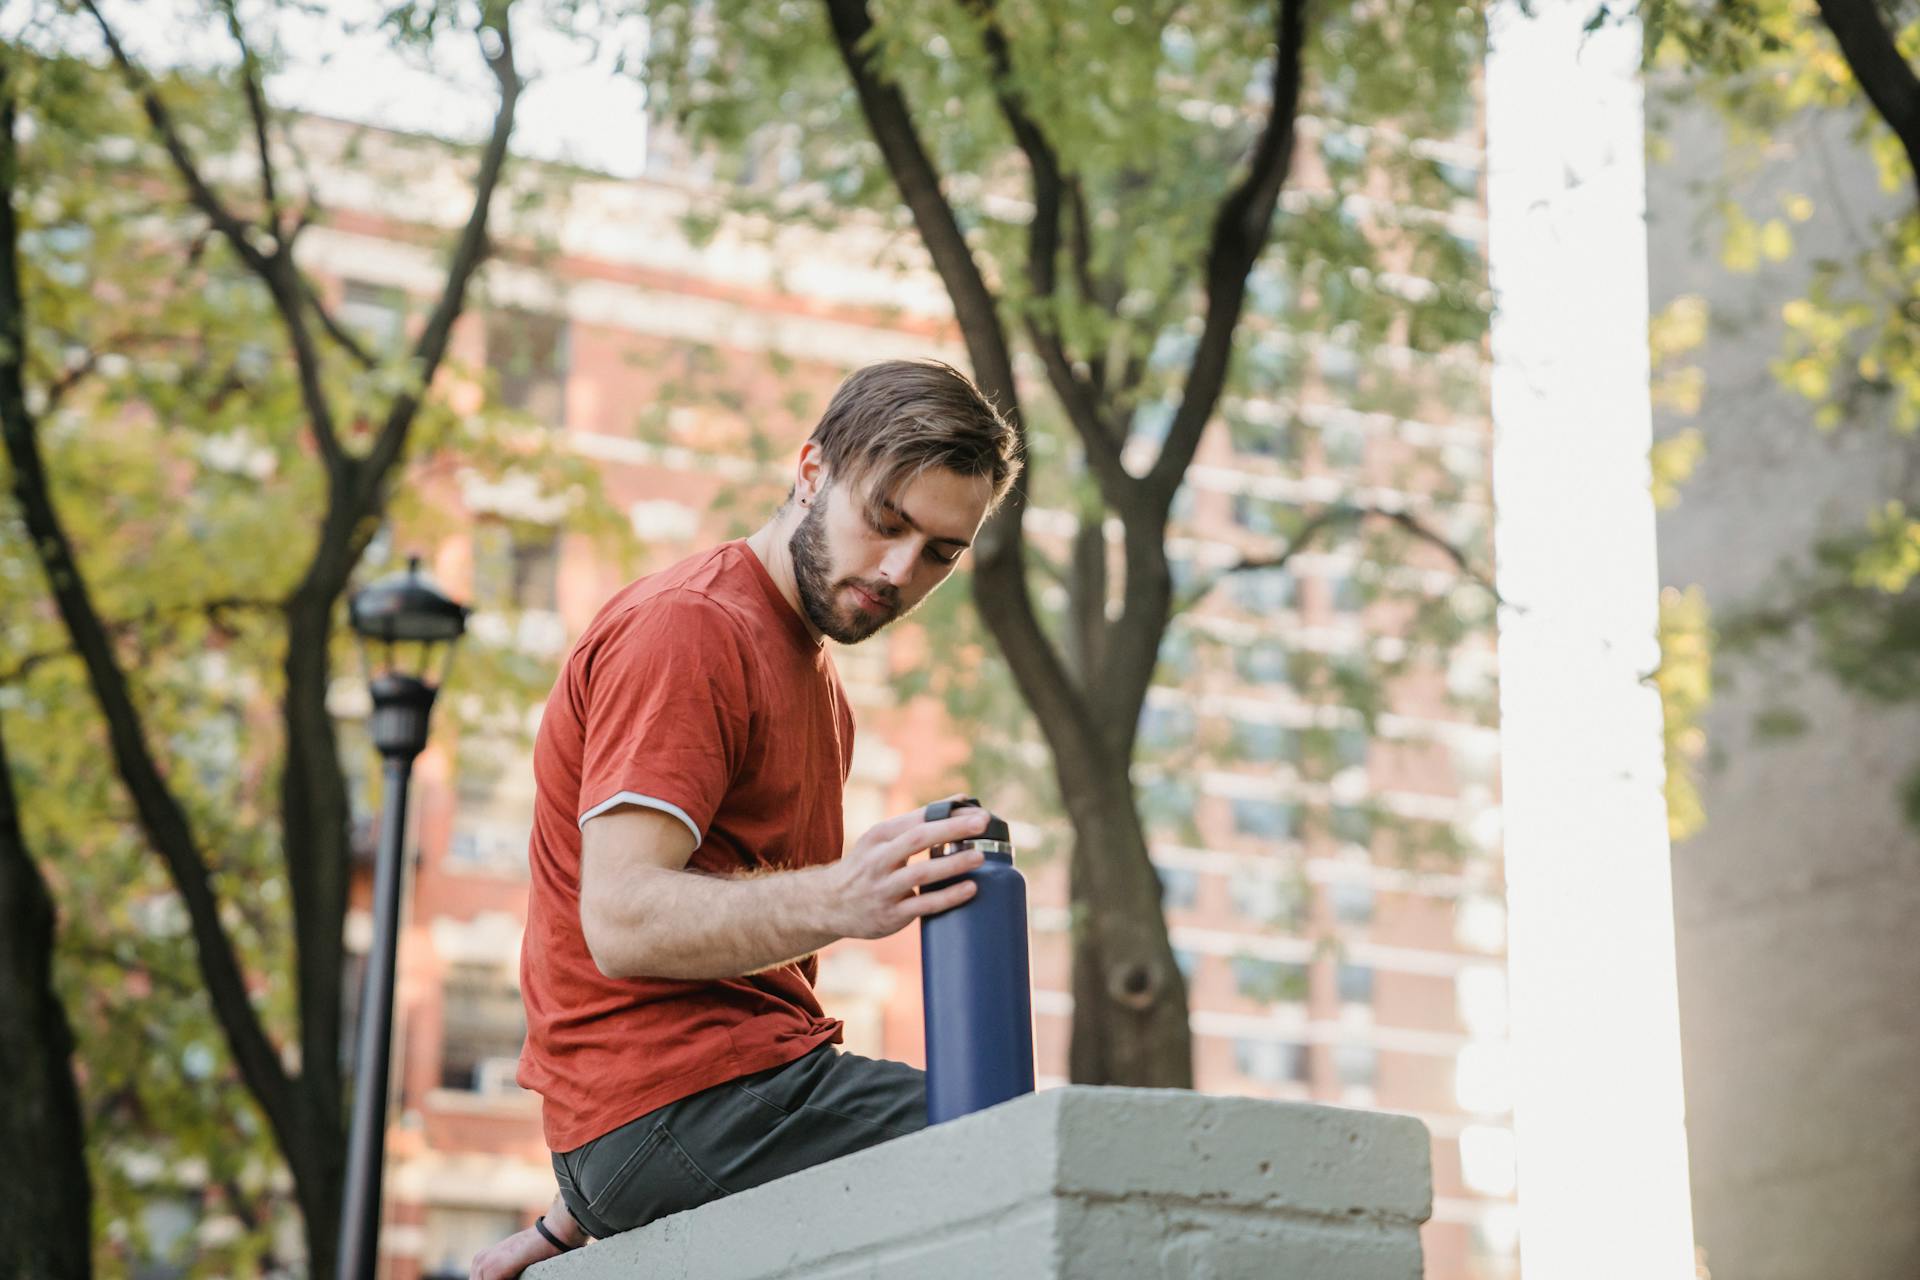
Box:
[745,512,824,644]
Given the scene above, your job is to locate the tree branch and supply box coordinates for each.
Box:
[80,0,349,474]
[220,0,283,239]
[357,4,521,502]
[79,0,272,278]
[967,0,1137,507]
[1172,501,1501,615]
[1146,0,1308,505]
[1815,0,1920,209]
[821,0,1102,770]
[302,273,377,371]
[0,77,301,1167]
[0,595,281,686]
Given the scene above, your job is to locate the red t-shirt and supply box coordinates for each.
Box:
[517,541,850,1151]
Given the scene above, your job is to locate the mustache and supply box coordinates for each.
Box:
[841,578,899,610]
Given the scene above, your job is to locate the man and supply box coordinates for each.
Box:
[470,359,1021,1278]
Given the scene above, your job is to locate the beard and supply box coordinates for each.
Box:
[789,496,902,644]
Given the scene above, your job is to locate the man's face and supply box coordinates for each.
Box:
[789,465,994,644]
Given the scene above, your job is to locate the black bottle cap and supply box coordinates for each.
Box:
[924,797,1011,843]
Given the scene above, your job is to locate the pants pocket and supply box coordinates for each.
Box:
[578,1122,727,1233]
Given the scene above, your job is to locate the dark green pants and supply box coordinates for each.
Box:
[552,1044,927,1239]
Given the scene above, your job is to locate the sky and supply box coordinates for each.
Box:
[42,0,652,178]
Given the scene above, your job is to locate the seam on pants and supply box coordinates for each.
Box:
[797,1100,920,1141]
[553,1151,619,1242]
[586,1124,668,1221]
[658,1123,732,1196]
[735,1082,791,1116]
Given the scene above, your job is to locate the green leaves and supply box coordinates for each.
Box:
[1654,585,1713,843]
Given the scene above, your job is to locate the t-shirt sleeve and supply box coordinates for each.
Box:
[575,592,753,847]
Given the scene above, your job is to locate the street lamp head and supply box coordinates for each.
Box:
[349,556,470,758]
[350,554,470,647]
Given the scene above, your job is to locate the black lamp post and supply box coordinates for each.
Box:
[339,557,468,1280]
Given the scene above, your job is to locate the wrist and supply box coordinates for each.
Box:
[542,1196,589,1248]
[801,862,847,938]
[535,1214,586,1251]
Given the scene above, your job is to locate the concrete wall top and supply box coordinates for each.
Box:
[530,1086,1432,1280]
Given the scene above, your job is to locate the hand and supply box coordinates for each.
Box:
[470,1196,586,1279]
[469,1225,558,1280]
[821,799,990,940]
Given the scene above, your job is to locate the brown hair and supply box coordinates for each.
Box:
[803,359,1022,515]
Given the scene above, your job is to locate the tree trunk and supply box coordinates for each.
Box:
[0,714,94,1280]
[1061,769,1193,1087]
[280,585,351,1279]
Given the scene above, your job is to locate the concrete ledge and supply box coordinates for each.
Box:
[530,1087,1432,1279]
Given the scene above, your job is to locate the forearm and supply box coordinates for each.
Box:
[586,862,842,981]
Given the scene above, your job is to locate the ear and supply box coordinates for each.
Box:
[794,441,829,507]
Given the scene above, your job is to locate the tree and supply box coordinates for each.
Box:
[0,3,617,1269]
[1614,0,1920,829]
[635,0,1493,1083]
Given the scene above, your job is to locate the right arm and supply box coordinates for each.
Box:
[578,801,990,980]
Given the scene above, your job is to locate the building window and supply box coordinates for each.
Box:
[1229,869,1308,930]
[473,523,559,614]
[1137,701,1197,752]
[1330,880,1376,927]
[1234,1037,1310,1084]
[1329,574,1369,613]
[1336,963,1375,1007]
[1320,128,1367,169]
[1330,804,1373,847]
[1319,345,1360,391]
[485,306,570,423]
[1156,865,1200,912]
[1131,398,1176,444]
[1243,334,1297,391]
[1230,718,1298,766]
[1155,627,1197,684]
[1231,492,1297,537]
[1138,777,1197,839]
[439,962,527,1093]
[1225,406,1298,461]
[1334,1044,1378,1089]
[1434,159,1480,202]
[1234,640,1291,686]
[1335,728,1370,772]
[1229,567,1296,615]
[1231,957,1309,1004]
[449,737,534,876]
[1230,797,1298,841]
[1248,266,1292,318]
[340,279,406,349]
[1322,421,1367,467]
[1301,727,1369,779]
[422,1207,524,1279]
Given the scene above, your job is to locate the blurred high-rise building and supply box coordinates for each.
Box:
[302,80,1511,1279]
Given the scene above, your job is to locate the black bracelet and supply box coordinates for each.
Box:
[533,1216,576,1253]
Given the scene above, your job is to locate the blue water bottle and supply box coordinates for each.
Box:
[919,798,1036,1124]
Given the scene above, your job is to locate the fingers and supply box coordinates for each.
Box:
[908,878,979,917]
[906,848,983,889]
[882,848,983,899]
[878,810,990,868]
[865,794,977,843]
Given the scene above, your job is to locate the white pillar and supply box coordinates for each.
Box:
[1485,4,1697,1277]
